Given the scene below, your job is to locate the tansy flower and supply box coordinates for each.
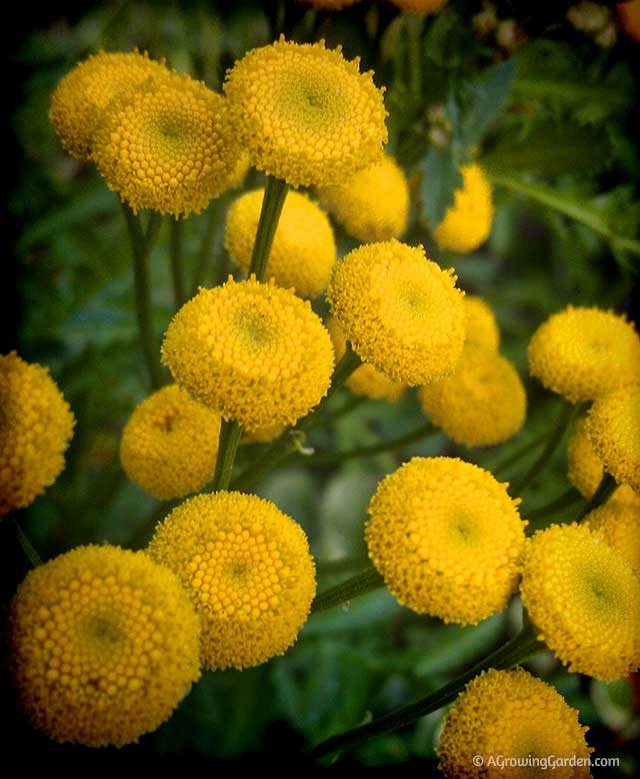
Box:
[437,668,592,779]
[224,188,336,298]
[365,457,527,624]
[223,36,388,188]
[389,0,449,15]
[417,344,526,447]
[161,277,334,432]
[0,352,75,518]
[49,50,168,161]
[93,70,240,217]
[462,294,500,351]
[520,522,640,681]
[326,317,405,402]
[528,306,640,403]
[318,153,409,243]
[433,164,494,252]
[586,385,640,492]
[120,384,221,500]
[9,545,201,747]
[584,500,640,574]
[327,240,466,385]
[147,492,316,670]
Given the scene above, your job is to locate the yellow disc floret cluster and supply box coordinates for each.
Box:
[437,668,592,779]
[462,294,500,351]
[1,352,75,518]
[49,50,168,161]
[161,277,334,432]
[224,189,336,298]
[9,545,201,747]
[520,523,640,681]
[318,153,409,243]
[418,343,526,447]
[147,492,316,670]
[528,306,640,403]
[586,385,640,493]
[389,0,449,15]
[93,70,240,217]
[328,240,466,385]
[584,500,640,575]
[223,36,388,188]
[120,384,221,500]
[433,164,494,252]
[365,457,527,624]
[326,317,405,402]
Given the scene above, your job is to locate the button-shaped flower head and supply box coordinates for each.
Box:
[462,294,500,351]
[433,164,494,252]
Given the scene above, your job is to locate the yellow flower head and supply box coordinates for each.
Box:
[223,36,388,188]
[147,492,316,670]
[528,306,640,403]
[389,0,449,15]
[326,317,405,402]
[224,188,336,298]
[49,50,168,161]
[584,500,640,575]
[93,70,240,217]
[463,294,500,351]
[520,522,640,681]
[0,352,75,518]
[9,545,201,747]
[161,277,334,432]
[418,344,526,447]
[318,153,409,243]
[433,164,494,252]
[120,384,221,500]
[365,457,526,624]
[586,385,640,493]
[327,240,466,385]
[437,668,592,779]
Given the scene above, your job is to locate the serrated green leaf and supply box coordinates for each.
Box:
[461,60,515,149]
[418,146,463,228]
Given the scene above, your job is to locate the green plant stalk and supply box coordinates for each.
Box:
[526,486,583,523]
[193,191,233,292]
[310,565,385,613]
[248,175,289,281]
[305,618,543,761]
[169,217,185,308]
[576,472,617,521]
[491,430,549,478]
[14,519,43,567]
[212,418,243,491]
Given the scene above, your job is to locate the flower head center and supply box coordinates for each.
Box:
[85,614,122,647]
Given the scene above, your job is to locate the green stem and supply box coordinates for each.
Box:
[525,486,583,523]
[14,519,43,567]
[310,565,385,614]
[170,218,185,308]
[212,418,243,492]
[122,204,164,390]
[248,176,289,281]
[305,618,543,761]
[577,472,617,521]
[509,401,581,496]
[491,430,549,478]
[405,16,424,105]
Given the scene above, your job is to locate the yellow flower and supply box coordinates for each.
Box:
[147,492,316,670]
[223,36,388,188]
[161,277,334,432]
[520,522,640,681]
[224,188,336,298]
[437,668,592,779]
[9,545,201,747]
[417,344,526,447]
[327,240,466,385]
[584,500,640,575]
[528,306,640,403]
[567,417,605,498]
[318,153,409,243]
[326,317,405,402]
[49,50,168,161]
[433,164,494,252]
[0,352,75,518]
[93,70,240,217]
[365,457,526,624]
[389,0,449,15]
[120,385,221,500]
[586,385,640,492]
[463,294,500,351]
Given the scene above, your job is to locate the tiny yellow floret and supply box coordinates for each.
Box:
[328,240,466,385]
[365,457,527,624]
[462,294,500,351]
[147,492,316,670]
[161,277,334,432]
[9,545,201,747]
[433,164,494,252]
[1,352,75,518]
[520,522,640,681]
[437,668,592,779]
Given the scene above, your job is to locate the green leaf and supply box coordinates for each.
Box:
[461,60,515,149]
[418,146,463,228]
